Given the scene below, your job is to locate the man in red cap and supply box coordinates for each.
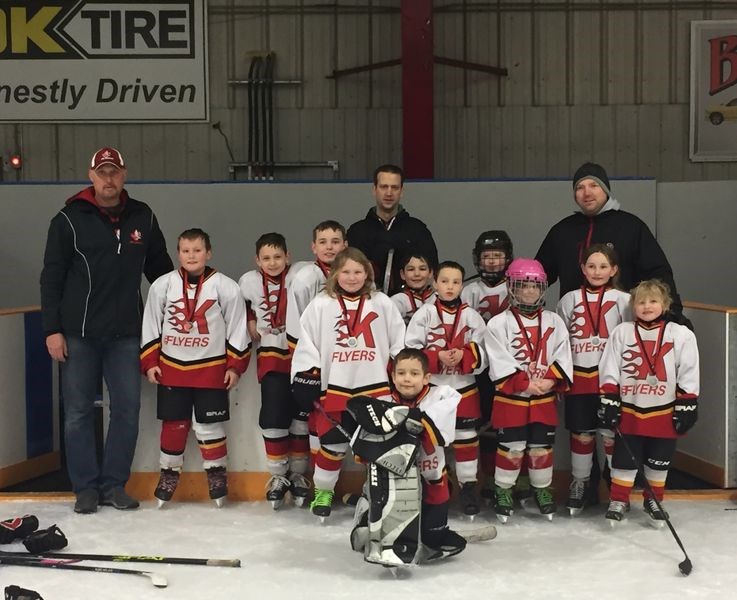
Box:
[41,147,173,514]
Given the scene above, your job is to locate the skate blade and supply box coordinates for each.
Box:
[607,518,622,528]
[270,499,284,511]
[544,513,554,521]
[213,497,225,508]
[292,496,306,508]
[496,513,510,524]
[520,497,557,519]
[463,513,477,522]
[568,507,583,517]
[318,515,329,524]
[647,518,666,530]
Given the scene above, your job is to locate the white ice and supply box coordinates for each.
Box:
[0,498,734,599]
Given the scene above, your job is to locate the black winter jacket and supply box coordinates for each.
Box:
[347,207,438,296]
[40,187,173,338]
[535,199,684,315]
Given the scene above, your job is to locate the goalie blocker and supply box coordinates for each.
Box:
[346,395,466,566]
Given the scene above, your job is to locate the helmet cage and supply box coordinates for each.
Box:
[507,278,547,312]
[472,231,513,286]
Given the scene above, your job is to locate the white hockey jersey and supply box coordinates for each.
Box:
[390,287,436,324]
[556,286,631,395]
[285,260,331,351]
[391,384,460,482]
[461,278,510,323]
[141,267,251,388]
[291,291,406,412]
[239,263,308,381]
[484,308,573,428]
[599,319,699,439]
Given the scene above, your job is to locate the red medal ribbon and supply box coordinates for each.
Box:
[261,268,287,329]
[337,294,366,339]
[633,321,666,379]
[180,268,205,329]
[435,300,463,348]
[511,308,542,366]
[581,285,606,338]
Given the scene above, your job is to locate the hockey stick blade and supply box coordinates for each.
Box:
[0,556,168,588]
[679,557,693,576]
[457,524,497,543]
[0,550,240,568]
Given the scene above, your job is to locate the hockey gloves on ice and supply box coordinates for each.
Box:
[598,394,621,429]
[292,369,321,415]
[5,586,44,600]
[673,398,698,434]
[22,524,68,554]
[0,515,39,544]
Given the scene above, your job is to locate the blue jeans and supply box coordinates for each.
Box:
[62,336,141,493]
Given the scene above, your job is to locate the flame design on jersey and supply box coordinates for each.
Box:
[621,340,674,382]
[477,295,509,321]
[426,324,472,351]
[334,309,379,348]
[569,298,618,340]
[509,325,555,367]
[167,297,216,334]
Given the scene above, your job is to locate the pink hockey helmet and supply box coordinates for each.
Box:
[506,258,547,311]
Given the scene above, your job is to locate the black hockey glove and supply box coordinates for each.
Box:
[598,394,622,429]
[0,515,38,544]
[292,370,321,415]
[22,524,68,554]
[665,310,694,332]
[5,586,44,600]
[673,398,698,435]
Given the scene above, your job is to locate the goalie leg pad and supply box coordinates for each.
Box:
[364,464,422,567]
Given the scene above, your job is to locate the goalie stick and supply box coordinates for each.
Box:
[0,550,239,568]
[0,555,168,588]
[456,524,497,543]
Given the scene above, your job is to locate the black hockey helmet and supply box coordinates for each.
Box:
[472,230,513,286]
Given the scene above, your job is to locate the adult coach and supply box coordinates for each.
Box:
[41,147,173,514]
[535,162,689,323]
[347,164,438,296]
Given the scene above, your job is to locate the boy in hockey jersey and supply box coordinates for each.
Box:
[460,231,513,504]
[556,244,631,515]
[350,348,467,563]
[484,258,572,522]
[285,220,348,468]
[141,229,251,507]
[406,261,487,518]
[390,253,436,324]
[291,247,406,520]
[598,280,699,527]
[239,233,310,509]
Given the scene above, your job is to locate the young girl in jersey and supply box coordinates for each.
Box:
[556,244,631,515]
[391,253,436,324]
[291,247,406,520]
[598,280,699,527]
[484,258,573,523]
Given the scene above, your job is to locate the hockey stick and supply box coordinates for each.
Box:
[614,428,693,576]
[0,550,239,568]
[0,555,168,587]
[457,524,497,543]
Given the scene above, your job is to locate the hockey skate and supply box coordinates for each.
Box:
[310,488,334,522]
[288,472,310,508]
[566,478,588,516]
[459,482,480,520]
[265,474,291,510]
[154,469,180,508]
[643,497,669,529]
[206,466,228,508]
[529,486,556,520]
[419,528,467,563]
[493,486,514,524]
[605,500,630,526]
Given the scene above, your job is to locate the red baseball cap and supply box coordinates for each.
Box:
[90,147,125,170]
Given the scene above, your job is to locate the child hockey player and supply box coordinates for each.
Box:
[556,244,631,515]
[239,233,311,509]
[348,348,467,565]
[484,258,572,522]
[390,253,436,324]
[141,229,251,507]
[406,261,487,518]
[285,220,348,469]
[461,231,513,504]
[598,279,699,527]
[291,247,406,520]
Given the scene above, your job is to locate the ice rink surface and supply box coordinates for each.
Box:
[0,497,734,599]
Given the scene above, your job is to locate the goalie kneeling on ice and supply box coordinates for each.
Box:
[346,396,465,566]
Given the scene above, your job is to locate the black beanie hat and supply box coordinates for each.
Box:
[573,162,610,196]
